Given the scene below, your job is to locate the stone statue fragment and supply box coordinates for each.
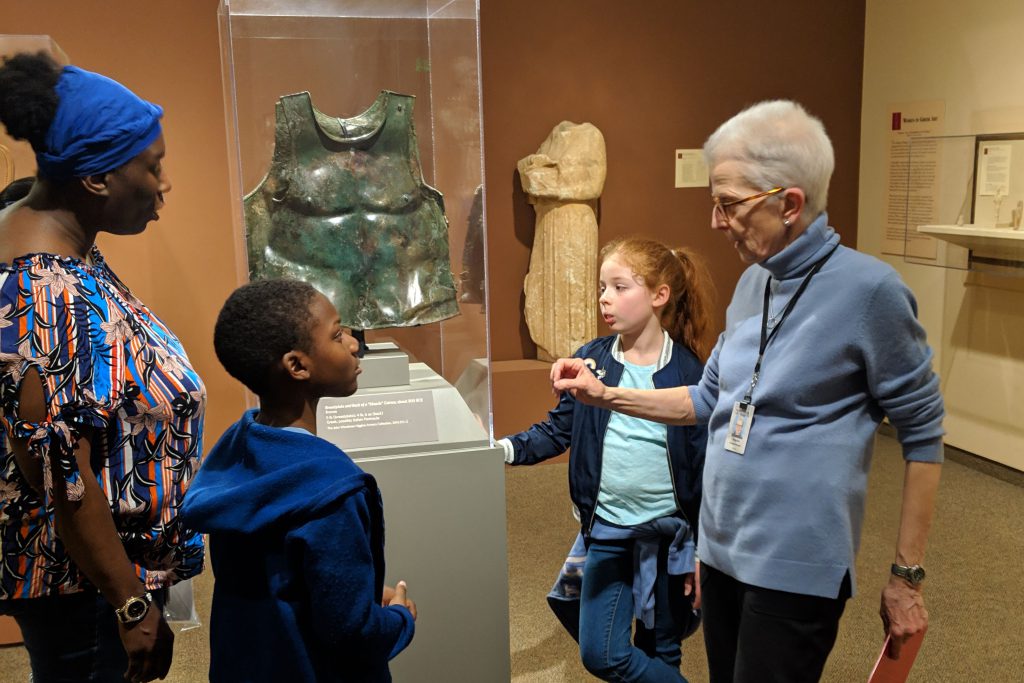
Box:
[518,121,606,360]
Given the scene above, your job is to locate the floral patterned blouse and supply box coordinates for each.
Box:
[0,248,205,599]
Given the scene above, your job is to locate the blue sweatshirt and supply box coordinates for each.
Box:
[179,409,414,682]
[690,214,944,599]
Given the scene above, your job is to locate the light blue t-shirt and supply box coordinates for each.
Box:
[596,359,677,526]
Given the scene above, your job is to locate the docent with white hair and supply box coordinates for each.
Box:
[551,100,944,683]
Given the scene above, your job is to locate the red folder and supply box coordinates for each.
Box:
[868,626,927,683]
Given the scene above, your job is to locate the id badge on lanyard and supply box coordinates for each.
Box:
[724,402,755,454]
[725,244,838,455]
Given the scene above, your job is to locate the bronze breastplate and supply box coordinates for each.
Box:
[244,91,459,329]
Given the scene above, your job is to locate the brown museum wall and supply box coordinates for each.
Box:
[3,1,867,445]
[480,0,867,362]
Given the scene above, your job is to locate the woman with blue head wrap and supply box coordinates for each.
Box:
[0,52,205,683]
[0,52,169,239]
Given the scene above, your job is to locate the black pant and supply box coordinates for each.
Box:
[699,562,851,683]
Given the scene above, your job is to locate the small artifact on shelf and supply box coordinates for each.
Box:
[992,186,1006,227]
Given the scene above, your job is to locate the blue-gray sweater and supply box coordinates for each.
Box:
[689,214,944,599]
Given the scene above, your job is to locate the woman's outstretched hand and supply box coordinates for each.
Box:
[550,358,606,405]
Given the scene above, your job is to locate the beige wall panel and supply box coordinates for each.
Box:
[859,0,1024,469]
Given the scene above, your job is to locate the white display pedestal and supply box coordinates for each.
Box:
[317,363,509,682]
[359,342,411,389]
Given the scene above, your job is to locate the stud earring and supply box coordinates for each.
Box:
[783,219,791,227]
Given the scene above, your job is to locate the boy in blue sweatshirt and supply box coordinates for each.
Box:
[180,278,416,682]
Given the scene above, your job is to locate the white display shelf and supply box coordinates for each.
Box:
[918,224,1024,251]
[902,133,1024,274]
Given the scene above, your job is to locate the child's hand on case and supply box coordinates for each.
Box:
[388,580,417,620]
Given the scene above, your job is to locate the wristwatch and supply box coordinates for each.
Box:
[115,592,153,625]
[891,563,926,586]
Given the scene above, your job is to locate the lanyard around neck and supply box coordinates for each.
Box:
[741,244,840,406]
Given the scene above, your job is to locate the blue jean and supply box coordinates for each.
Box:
[0,589,129,683]
[579,539,694,682]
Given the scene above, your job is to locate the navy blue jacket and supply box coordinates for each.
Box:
[506,334,707,537]
[180,409,414,682]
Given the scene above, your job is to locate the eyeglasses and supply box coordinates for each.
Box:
[712,187,785,222]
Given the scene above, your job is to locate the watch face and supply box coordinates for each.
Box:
[125,598,148,620]
[892,564,926,585]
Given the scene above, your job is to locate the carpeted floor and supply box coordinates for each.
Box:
[505,433,1024,682]
[0,432,1021,681]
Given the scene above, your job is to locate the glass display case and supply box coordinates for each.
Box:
[903,133,1024,275]
[218,0,492,435]
[218,5,508,681]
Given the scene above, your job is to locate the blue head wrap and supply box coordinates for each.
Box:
[35,66,163,180]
